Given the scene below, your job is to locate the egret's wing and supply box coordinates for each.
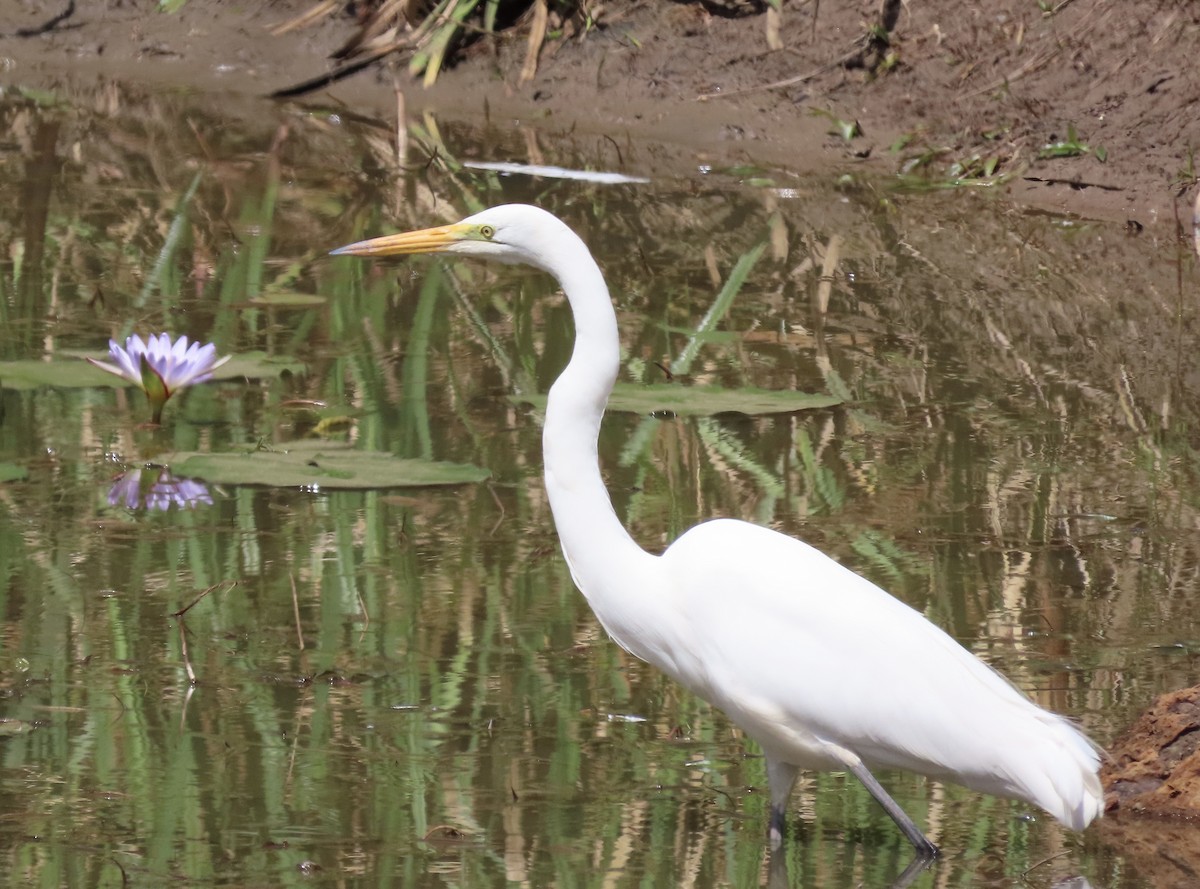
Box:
[660,518,1097,807]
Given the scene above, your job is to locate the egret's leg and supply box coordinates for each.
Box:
[765,757,799,849]
[844,758,939,858]
[766,845,790,889]
[891,854,938,889]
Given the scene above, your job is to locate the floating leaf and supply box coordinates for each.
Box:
[215,352,307,381]
[0,351,305,391]
[0,719,35,737]
[0,359,126,390]
[168,441,489,489]
[0,462,28,483]
[515,383,841,417]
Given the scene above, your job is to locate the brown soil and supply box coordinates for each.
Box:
[5,1,1199,228]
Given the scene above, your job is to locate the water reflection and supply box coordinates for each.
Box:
[107,467,213,510]
[0,80,1196,888]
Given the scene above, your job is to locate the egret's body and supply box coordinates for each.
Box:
[333,204,1103,856]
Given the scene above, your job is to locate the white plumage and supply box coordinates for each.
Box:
[332,203,1103,856]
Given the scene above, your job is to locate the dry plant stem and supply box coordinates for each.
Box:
[179,683,196,732]
[1193,188,1199,262]
[333,0,411,58]
[274,0,476,100]
[1022,851,1071,876]
[178,618,197,685]
[187,119,216,162]
[355,584,370,642]
[395,78,408,168]
[171,580,235,618]
[284,709,301,791]
[487,482,507,537]
[522,127,545,166]
[700,0,896,100]
[521,0,550,83]
[963,0,1112,98]
[766,5,783,51]
[290,574,306,651]
[696,39,862,100]
[268,0,338,37]
[1044,0,1079,15]
[596,0,649,27]
[703,244,721,288]
[959,48,1058,100]
[816,234,841,315]
[394,72,408,217]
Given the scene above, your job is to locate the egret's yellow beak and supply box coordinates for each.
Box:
[330,223,469,257]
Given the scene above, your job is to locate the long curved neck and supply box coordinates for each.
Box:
[538,234,658,642]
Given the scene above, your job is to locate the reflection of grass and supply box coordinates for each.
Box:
[135,172,202,312]
[795,424,845,514]
[4,82,1193,886]
[851,528,929,584]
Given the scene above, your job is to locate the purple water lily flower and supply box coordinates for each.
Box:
[88,333,230,423]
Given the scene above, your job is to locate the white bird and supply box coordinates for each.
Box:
[331,204,1104,857]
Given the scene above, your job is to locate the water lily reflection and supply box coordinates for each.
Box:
[109,468,213,511]
[88,333,230,423]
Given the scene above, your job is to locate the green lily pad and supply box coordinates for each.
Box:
[0,719,36,737]
[515,383,842,417]
[215,352,306,381]
[0,462,28,483]
[168,441,489,489]
[0,351,305,391]
[0,359,121,390]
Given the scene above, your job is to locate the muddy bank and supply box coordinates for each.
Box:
[2,1,1199,227]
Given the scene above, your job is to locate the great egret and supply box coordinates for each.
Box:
[331,204,1103,856]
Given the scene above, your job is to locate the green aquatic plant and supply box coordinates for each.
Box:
[1038,123,1107,162]
[811,107,863,142]
[168,441,490,489]
[895,147,1014,191]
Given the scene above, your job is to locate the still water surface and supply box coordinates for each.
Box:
[1,83,1198,887]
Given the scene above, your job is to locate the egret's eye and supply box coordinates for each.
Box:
[479,224,496,240]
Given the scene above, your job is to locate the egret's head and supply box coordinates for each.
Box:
[330,204,570,271]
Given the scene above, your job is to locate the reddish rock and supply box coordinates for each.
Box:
[1103,686,1200,816]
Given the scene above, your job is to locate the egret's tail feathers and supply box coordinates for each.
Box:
[1026,715,1104,831]
[1043,767,1104,831]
